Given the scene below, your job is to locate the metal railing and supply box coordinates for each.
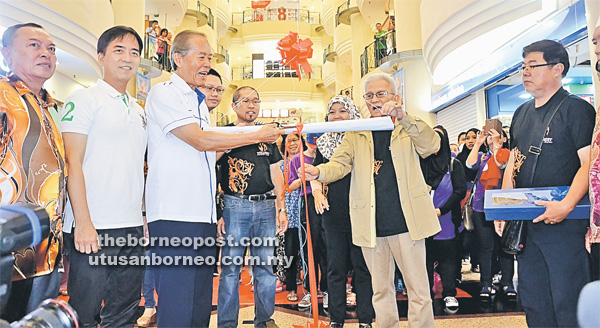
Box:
[196,1,214,28]
[232,8,320,25]
[231,62,322,80]
[360,30,396,77]
[217,44,230,65]
[323,44,333,64]
[335,0,350,26]
[144,33,172,72]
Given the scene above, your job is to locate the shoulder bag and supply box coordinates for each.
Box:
[501,95,571,255]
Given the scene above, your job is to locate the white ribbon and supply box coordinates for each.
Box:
[204,117,395,134]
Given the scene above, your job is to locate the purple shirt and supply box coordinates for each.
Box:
[289,153,314,196]
[432,172,456,240]
[467,152,493,212]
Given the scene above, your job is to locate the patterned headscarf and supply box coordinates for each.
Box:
[317,95,362,160]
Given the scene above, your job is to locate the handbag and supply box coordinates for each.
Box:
[500,94,571,254]
[462,189,475,231]
[462,158,479,231]
[501,220,526,255]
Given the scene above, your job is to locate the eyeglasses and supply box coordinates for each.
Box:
[199,85,224,94]
[236,99,261,105]
[518,62,558,73]
[363,91,394,100]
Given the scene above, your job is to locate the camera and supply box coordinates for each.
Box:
[0,203,78,328]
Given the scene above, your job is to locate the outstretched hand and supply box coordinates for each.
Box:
[256,123,284,143]
[302,163,320,181]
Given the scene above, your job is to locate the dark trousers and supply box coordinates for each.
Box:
[65,227,144,328]
[591,242,600,281]
[284,227,300,292]
[1,266,62,322]
[149,220,217,328]
[426,237,459,298]
[301,194,327,293]
[472,211,514,288]
[517,220,590,327]
[323,220,374,324]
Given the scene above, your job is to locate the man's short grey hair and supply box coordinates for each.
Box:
[363,73,397,94]
[171,30,207,71]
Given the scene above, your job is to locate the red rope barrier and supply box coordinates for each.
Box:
[286,121,328,328]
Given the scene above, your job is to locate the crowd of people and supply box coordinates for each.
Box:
[146,20,172,71]
[0,21,599,328]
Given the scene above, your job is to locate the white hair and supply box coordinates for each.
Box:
[363,73,397,94]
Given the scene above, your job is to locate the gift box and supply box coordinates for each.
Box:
[483,186,590,221]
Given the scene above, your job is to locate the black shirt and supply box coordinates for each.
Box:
[314,148,352,232]
[218,123,282,195]
[510,88,595,188]
[372,131,408,237]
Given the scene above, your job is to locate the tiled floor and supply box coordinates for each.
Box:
[133,260,526,327]
[206,306,527,327]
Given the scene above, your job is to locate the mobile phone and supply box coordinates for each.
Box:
[483,118,503,135]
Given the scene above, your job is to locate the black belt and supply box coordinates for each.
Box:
[227,192,276,201]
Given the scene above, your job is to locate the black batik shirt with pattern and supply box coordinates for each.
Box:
[218,124,282,195]
[372,130,408,237]
[510,88,595,188]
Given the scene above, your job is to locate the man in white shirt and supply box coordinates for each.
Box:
[145,30,282,327]
[61,26,147,328]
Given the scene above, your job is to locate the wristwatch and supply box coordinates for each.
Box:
[278,208,287,213]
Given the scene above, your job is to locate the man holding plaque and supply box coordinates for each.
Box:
[500,40,594,327]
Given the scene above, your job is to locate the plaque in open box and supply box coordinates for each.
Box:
[483,186,590,221]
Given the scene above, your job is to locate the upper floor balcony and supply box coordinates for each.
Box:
[215,44,230,65]
[232,61,322,81]
[323,44,336,64]
[186,1,214,28]
[335,0,359,26]
[232,8,320,25]
[143,22,173,74]
[360,30,395,77]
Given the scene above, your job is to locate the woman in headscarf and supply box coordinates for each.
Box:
[423,126,467,314]
[457,128,484,185]
[311,96,374,328]
[456,127,483,274]
[420,124,453,190]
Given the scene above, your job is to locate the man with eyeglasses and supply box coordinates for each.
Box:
[498,39,594,327]
[304,73,440,328]
[145,31,283,327]
[199,68,224,111]
[216,86,288,328]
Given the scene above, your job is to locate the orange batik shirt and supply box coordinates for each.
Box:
[0,75,66,280]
